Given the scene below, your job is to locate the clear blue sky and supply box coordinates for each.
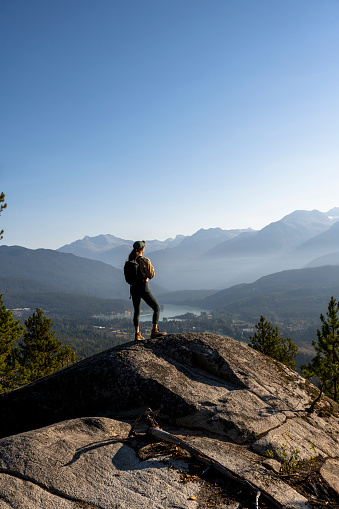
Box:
[1,0,339,249]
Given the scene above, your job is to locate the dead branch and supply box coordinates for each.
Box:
[132,409,284,508]
[128,407,159,437]
[149,427,275,508]
[255,490,261,509]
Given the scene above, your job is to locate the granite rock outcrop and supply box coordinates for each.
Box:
[0,333,338,508]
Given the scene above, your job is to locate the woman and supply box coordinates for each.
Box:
[127,240,166,341]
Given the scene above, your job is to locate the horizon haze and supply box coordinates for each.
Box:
[55,207,339,290]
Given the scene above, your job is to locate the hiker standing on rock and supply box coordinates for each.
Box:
[124,240,167,341]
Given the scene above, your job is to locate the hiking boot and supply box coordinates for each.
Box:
[135,332,145,341]
[150,328,167,339]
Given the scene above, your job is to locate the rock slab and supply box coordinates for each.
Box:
[0,417,198,509]
[0,333,338,507]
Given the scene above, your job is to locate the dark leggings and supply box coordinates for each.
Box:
[131,282,160,327]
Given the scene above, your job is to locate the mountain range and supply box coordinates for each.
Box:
[0,245,127,299]
[0,245,166,315]
[58,208,339,290]
[1,207,339,321]
[199,264,339,323]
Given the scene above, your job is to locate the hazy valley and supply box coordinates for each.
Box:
[1,207,339,361]
[57,208,339,291]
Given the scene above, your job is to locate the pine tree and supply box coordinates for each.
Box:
[17,308,77,384]
[302,296,339,403]
[0,294,24,392]
[249,315,298,369]
[0,192,7,240]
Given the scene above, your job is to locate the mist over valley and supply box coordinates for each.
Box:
[57,208,339,291]
[0,207,338,322]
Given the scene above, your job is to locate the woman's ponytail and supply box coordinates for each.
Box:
[128,248,138,261]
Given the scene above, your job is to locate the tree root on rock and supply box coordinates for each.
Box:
[129,408,283,509]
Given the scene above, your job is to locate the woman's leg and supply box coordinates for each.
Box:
[144,291,167,335]
[142,288,161,329]
[131,291,142,330]
[131,291,146,340]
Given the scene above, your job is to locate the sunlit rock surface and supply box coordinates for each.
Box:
[0,333,338,507]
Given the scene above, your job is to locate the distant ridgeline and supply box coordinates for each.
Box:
[56,208,339,291]
[1,208,339,318]
[1,208,339,359]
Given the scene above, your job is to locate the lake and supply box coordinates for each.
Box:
[94,304,210,322]
[140,304,209,322]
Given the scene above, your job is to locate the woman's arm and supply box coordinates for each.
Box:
[139,257,155,279]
